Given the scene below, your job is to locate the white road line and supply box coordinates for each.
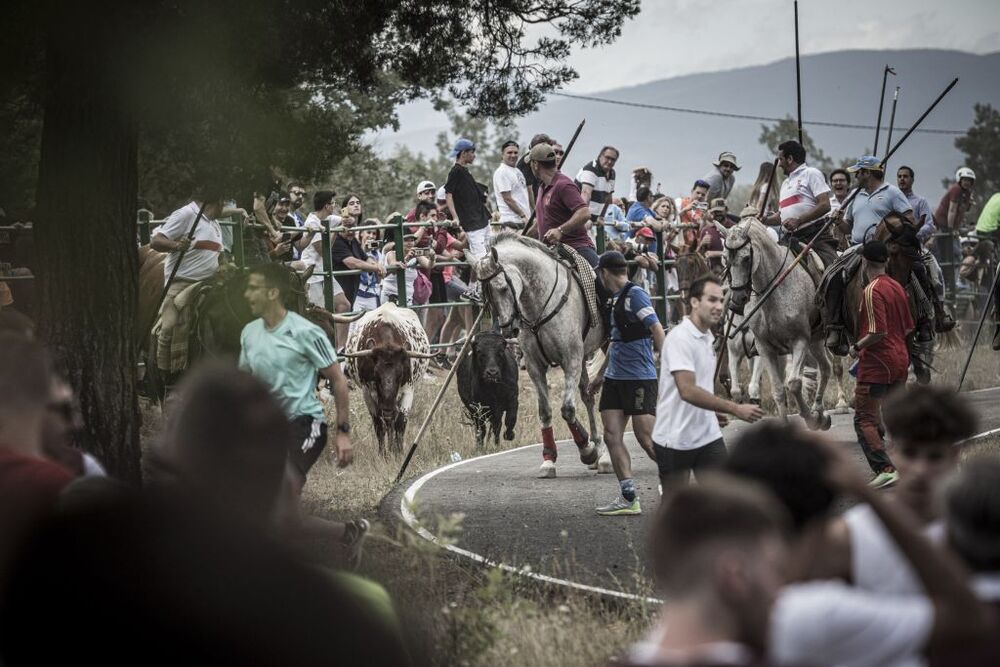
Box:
[401,388,1000,606]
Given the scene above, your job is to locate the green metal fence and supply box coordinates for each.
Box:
[136,212,682,348]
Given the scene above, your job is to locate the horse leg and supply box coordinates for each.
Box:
[562,352,599,466]
[578,363,612,473]
[785,341,811,421]
[525,357,557,477]
[748,356,763,404]
[759,349,787,419]
[727,339,744,403]
[807,342,833,431]
[830,356,851,413]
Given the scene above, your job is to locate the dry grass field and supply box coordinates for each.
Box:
[139,332,1000,666]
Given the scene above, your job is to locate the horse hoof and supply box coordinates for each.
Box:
[578,444,599,466]
[538,460,556,478]
[597,451,614,474]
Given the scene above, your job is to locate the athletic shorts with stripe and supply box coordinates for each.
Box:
[288,415,328,478]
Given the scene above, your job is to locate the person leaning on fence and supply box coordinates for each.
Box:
[300,190,347,312]
[587,251,665,517]
[150,192,227,382]
[445,138,490,304]
[493,140,531,229]
[652,274,763,494]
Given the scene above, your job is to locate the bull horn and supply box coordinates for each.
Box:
[339,349,374,358]
[330,311,366,324]
[404,350,438,359]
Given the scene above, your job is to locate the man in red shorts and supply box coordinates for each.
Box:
[850,240,914,489]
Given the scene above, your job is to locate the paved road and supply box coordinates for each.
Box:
[394,387,1000,600]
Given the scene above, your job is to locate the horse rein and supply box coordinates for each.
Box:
[726,231,791,298]
[480,255,571,334]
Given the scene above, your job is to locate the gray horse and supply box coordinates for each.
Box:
[723,218,832,429]
[477,232,602,478]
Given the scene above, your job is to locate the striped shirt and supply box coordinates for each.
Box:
[575,160,616,219]
[779,164,830,224]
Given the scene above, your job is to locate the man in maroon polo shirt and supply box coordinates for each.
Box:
[850,240,914,490]
[527,143,599,268]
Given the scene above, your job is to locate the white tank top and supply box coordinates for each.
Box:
[844,503,944,596]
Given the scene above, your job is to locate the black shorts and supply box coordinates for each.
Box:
[654,437,727,481]
[430,272,448,304]
[598,378,658,415]
[288,415,328,479]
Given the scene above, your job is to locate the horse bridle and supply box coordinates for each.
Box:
[479,256,571,335]
[725,229,790,297]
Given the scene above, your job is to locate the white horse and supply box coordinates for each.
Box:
[478,232,604,478]
[722,219,832,429]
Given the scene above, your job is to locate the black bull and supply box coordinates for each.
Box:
[456,333,519,447]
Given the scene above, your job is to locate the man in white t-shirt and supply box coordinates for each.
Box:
[493,140,530,229]
[820,384,978,597]
[299,190,348,317]
[724,422,993,667]
[763,139,837,268]
[150,195,226,375]
[653,274,762,492]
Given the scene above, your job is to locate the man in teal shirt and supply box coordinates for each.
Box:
[240,262,354,488]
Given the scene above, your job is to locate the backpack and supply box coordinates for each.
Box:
[412,271,432,305]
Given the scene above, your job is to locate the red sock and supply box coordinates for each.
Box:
[568,420,589,447]
[541,427,557,462]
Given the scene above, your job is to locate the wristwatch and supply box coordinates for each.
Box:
[337,422,350,435]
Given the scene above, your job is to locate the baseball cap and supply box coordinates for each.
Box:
[636,226,654,239]
[597,251,628,270]
[861,239,889,262]
[416,180,435,194]
[847,155,883,173]
[528,143,557,163]
[709,198,727,213]
[449,138,476,158]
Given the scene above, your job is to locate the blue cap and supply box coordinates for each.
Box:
[449,138,476,158]
[847,155,883,172]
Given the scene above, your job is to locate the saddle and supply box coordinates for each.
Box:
[815,246,862,312]
[553,244,603,337]
[153,280,213,373]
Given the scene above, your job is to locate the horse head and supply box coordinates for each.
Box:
[478,245,521,337]
[198,267,252,357]
[724,221,755,315]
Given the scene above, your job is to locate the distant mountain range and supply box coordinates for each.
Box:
[372,49,1000,201]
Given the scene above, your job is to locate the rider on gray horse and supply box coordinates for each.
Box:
[526,143,600,269]
[823,156,954,355]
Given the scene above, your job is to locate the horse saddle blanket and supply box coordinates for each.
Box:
[815,246,862,310]
[555,243,601,334]
[159,280,211,373]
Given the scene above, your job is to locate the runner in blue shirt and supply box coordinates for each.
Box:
[589,251,665,516]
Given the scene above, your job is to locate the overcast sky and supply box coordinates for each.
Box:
[559,0,1000,92]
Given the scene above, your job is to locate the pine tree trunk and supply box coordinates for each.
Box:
[34,9,141,482]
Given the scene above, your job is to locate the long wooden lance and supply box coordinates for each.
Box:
[873,65,896,151]
[522,118,586,236]
[883,86,900,168]
[731,77,959,338]
[794,1,803,145]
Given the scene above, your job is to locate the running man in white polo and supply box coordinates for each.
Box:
[652,274,762,491]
